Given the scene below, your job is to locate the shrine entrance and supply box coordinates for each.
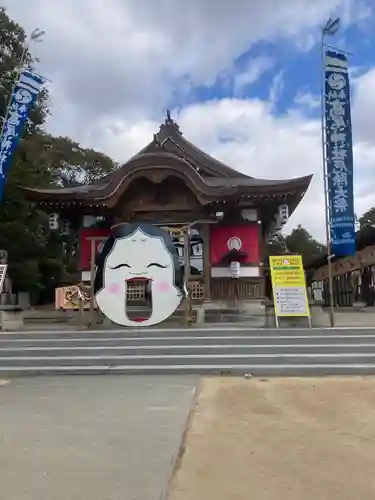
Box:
[22,112,312,326]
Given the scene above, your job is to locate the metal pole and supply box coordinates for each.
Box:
[275,312,279,329]
[88,238,96,328]
[78,289,85,329]
[183,227,191,326]
[320,31,335,327]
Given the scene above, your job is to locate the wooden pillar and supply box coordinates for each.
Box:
[201,224,211,300]
[258,220,266,297]
[87,236,105,327]
[88,238,96,328]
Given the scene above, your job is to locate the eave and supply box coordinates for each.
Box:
[21,151,312,207]
[20,113,312,214]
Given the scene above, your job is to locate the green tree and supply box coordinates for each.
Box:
[266,226,326,264]
[285,225,326,264]
[265,232,288,257]
[0,8,48,131]
[0,9,52,299]
[0,7,29,117]
[41,135,117,187]
[358,207,375,229]
[0,8,116,302]
[2,133,117,300]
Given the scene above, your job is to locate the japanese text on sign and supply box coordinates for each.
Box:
[269,255,310,318]
[325,50,355,257]
[0,70,44,200]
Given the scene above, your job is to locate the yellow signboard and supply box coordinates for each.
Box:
[269,255,310,318]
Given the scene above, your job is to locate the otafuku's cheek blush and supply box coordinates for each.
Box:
[107,282,121,294]
[155,280,170,292]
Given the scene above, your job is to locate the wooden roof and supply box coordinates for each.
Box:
[20,112,313,210]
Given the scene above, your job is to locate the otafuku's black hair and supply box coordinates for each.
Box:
[94,223,183,295]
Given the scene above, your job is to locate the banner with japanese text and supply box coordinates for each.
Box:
[0,69,44,200]
[325,49,356,257]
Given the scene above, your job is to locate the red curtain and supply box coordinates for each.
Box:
[79,228,109,270]
[209,224,260,265]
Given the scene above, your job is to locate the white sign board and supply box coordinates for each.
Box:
[273,286,309,316]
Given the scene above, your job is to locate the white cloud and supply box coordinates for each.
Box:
[2,0,364,137]
[97,63,375,243]
[2,0,375,243]
[233,57,275,95]
[269,70,285,108]
[352,67,375,144]
[294,92,321,110]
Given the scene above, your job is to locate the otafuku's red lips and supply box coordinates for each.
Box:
[126,277,152,282]
[125,277,152,323]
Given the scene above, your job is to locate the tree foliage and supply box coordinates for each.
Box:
[267,208,375,267]
[266,225,326,265]
[0,8,116,302]
[285,225,326,263]
[0,8,48,131]
[43,135,118,187]
[358,207,375,229]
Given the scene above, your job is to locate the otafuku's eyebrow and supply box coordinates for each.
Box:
[109,263,131,269]
[147,263,168,268]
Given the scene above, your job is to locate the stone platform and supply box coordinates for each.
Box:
[0,307,24,331]
[11,303,375,330]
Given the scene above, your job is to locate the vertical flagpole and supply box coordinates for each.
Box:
[321,21,337,327]
[0,28,45,138]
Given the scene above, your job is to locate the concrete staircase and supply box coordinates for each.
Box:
[1,328,375,376]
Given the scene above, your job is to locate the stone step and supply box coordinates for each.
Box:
[1,344,375,368]
[2,328,374,339]
[0,343,375,357]
[1,363,375,377]
[2,333,375,346]
[2,327,374,377]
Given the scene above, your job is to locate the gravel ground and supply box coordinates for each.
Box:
[168,376,375,500]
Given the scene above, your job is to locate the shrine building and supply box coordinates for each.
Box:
[20,113,312,310]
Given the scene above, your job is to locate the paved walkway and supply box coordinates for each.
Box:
[0,376,196,500]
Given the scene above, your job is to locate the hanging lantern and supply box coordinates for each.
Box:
[230,261,240,279]
[49,213,59,231]
[278,204,289,225]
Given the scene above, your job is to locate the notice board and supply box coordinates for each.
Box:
[269,255,310,325]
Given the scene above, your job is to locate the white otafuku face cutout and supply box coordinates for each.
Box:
[95,225,183,327]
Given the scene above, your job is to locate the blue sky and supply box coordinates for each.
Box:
[183,18,375,118]
[3,0,375,240]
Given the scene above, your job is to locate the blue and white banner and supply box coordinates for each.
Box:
[325,49,356,257]
[0,69,44,200]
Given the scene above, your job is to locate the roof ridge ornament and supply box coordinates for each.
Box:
[166,109,173,124]
[160,109,182,135]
